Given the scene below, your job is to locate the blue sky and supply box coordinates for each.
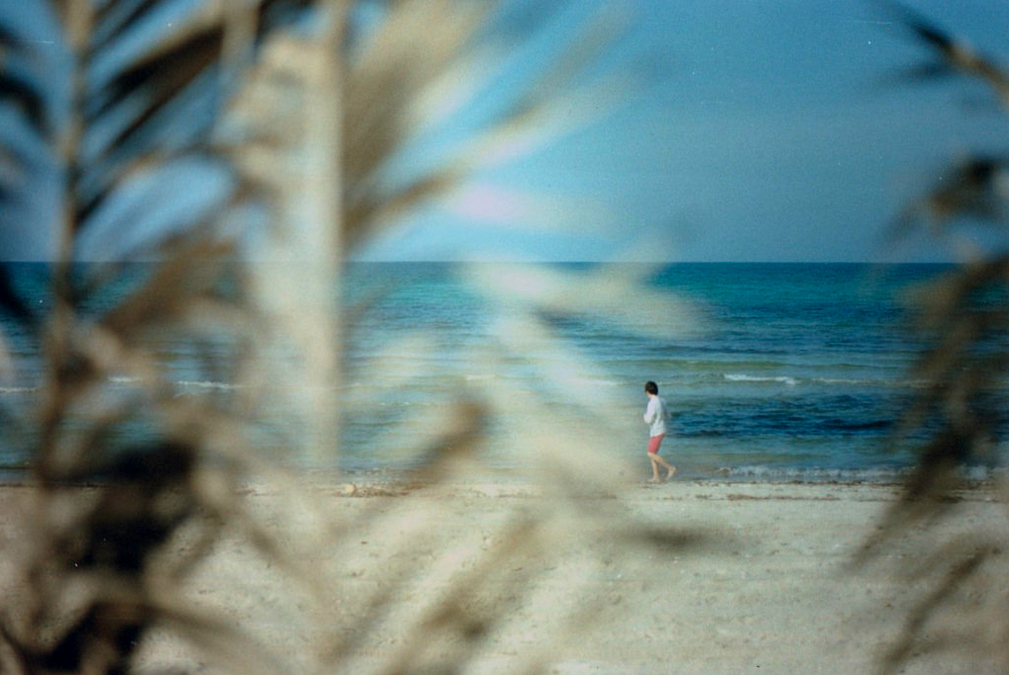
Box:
[360,0,1009,263]
[2,0,1009,263]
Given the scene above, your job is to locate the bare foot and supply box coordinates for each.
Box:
[666,467,677,481]
[648,477,661,483]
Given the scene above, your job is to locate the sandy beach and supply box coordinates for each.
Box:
[2,478,1006,675]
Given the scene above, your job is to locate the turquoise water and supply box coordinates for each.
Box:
[0,262,1001,481]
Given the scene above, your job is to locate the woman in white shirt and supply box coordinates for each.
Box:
[643,381,676,482]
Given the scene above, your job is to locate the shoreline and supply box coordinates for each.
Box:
[2,450,1002,490]
[0,468,996,494]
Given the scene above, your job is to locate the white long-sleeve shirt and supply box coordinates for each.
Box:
[644,395,668,437]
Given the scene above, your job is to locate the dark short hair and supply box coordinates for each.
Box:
[645,381,658,395]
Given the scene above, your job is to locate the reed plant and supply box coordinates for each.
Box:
[857,3,1009,673]
[0,2,702,674]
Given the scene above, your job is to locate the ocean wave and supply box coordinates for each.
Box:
[173,380,243,397]
[724,373,799,386]
[713,463,1004,484]
[0,386,38,394]
[715,464,910,483]
[812,377,878,386]
[178,380,241,389]
[720,373,922,389]
[106,376,242,393]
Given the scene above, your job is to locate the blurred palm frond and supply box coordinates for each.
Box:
[878,0,1009,108]
[862,4,1009,674]
[0,2,706,674]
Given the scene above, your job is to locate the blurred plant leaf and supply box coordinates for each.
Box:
[879,0,1009,108]
[864,5,1009,674]
[0,3,712,675]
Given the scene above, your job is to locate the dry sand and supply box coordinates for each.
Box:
[3,479,1007,674]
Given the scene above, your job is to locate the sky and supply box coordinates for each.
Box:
[360,0,1009,263]
[2,0,1009,263]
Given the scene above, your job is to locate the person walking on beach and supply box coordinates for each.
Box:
[644,381,676,482]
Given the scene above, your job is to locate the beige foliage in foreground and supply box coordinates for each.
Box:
[0,2,704,674]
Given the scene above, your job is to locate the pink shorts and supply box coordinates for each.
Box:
[647,434,665,455]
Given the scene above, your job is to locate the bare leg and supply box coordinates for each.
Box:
[651,453,676,481]
[648,454,663,482]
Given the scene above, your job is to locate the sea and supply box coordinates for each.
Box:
[0,261,1005,483]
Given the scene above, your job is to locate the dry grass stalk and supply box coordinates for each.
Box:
[0,2,705,674]
[859,4,1009,673]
